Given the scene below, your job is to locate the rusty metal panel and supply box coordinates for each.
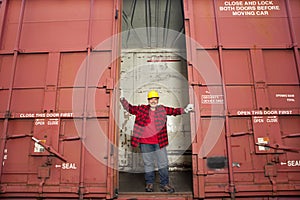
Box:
[59,119,81,184]
[20,0,90,51]
[58,51,113,87]
[57,88,83,113]
[290,0,300,45]
[226,86,256,112]
[0,0,21,51]
[11,89,44,112]
[268,86,300,109]
[194,86,224,116]
[216,0,291,48]
[229,117,254,182]
[14,54,48,88]
[263,50,298,84]
[58,52,87,87]
[58,88,111,115]
[0,0,299,199]
[0,55,13,88]
[252,115,283,154]
[1,0,116,52]
[280,116,300,181]
[1,116,114,198]
[43,52,60,112]
[184,0,300,198]
[89,88,111,116]
[0,0,121,198]
[223,50,253,84]
[193,50,221,85]
[2,119,33,183]
[228,115,299,190]
[84,119,109,183]
[91,0,115,47]
[192,117,228,197]
[32,118,60,157]
[0,90,9,113]
[187,0,217,48]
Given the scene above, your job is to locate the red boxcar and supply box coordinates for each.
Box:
[0,0,299,199]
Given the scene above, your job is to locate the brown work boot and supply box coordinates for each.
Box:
[160,184,175,193]
[145,183,153,192]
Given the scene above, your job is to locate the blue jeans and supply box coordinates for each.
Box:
[140,144,169,186]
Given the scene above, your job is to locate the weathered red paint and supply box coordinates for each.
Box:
[0,0,121,199]
[184,0,300,199]
[0,0,299,199]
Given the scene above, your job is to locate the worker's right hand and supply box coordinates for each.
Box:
[119,88,124,100]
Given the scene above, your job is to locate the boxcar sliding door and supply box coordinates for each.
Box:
[183,0,300,198]
[0,0,121,199]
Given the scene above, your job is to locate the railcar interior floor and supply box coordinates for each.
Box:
[119,171,192,193]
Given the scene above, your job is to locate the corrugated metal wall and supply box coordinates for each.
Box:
[121,0,185,49]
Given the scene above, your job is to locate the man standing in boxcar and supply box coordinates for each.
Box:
[120,90,193,193]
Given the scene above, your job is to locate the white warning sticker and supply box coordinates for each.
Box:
[257,137,270,151]
[34,140,46,153]
[201,95,224,104]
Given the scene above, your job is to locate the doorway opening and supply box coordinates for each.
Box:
[119,0,192,193]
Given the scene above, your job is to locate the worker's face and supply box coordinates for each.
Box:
[148,97,159,108]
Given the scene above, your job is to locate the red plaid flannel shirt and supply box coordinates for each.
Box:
[120,98,184,148]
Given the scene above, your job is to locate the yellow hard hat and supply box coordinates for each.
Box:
[147,90,159,99]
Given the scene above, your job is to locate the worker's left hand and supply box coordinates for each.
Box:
[184,104,194,113]
[119,88,124,100]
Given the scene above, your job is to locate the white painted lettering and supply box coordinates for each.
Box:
[236,6,256,11]
[245,1,256,5]
[220,0,280,16]
[20,113,35,118]
[264,110,278,115]
[257,6,279,10]
[279,110,292,115]
[287,98,295,102]
[220,6,235,11]
[62,163,77,170]
[288,160,300,167]
[233,11,255,16]
[36,113,46,117]
[254,118,264,123]
[60,113,73,117]
[266,118,278,123]
[257,1,273,5]
[237,111,251,115]
[256,10,269,15]
[237,110,293,116]
[276,94,287,97]
[46,113,59,118]
[47,119,59,126]
[224,1,243,6]
[252,110,263,115]
[35,119,45,126]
